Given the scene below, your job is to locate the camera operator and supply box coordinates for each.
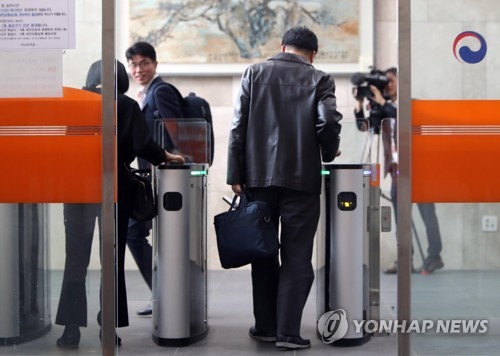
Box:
[353,67,445,275]
[353,67,397,133]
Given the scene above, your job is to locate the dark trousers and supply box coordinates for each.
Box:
[415,203,442,258]
[127,159,154,290]
[391,178,442,258]
[56,199,132,328]
[247,186,320,337]
[115,190,133,327]
[56,203,101,326]
[126,219,153,290]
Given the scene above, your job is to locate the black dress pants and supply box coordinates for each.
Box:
[247,186,320,337]
[114,190,133,327]
[126,218,153,290]
[56,203,100,326]
[56,199,131,328]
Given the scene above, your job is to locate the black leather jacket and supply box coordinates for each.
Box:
[227,52,342,194]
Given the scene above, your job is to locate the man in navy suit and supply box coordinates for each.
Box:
[125,41,183,315]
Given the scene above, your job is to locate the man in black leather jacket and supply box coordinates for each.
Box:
[227,26,342,351]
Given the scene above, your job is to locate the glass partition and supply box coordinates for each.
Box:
[0,1,118,355]
[403,1,500,354]
[155,118,212,165]
[332,121,373,165]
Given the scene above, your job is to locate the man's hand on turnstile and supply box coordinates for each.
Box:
[231,184,242,196]
[165,150,186,164]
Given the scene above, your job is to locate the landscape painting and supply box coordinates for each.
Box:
[128,0,367,71]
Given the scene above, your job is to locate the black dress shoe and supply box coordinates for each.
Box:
[137,304,152,316]
[99,329,122,346]
[419,256,444,275]
[249,326,276,342]
[276,335,311,350]
[96,311,122,346]
[56,324,80,349]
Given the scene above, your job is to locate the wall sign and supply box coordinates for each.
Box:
[452,31,487,64]
[0,0,75,50]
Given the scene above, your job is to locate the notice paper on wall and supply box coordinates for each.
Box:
[0,0,75,50]
[0,50,62,98]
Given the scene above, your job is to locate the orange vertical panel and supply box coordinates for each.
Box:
[0,87,109,203]
[412,100,500,203]
[0,87,102,126]
[412,100,500,126]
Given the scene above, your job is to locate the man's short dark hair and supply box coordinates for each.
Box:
[125,41,157,62]
[385,67,397,77]
[282,26,318,53]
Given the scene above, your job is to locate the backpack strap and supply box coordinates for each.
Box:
[146,80,163,116]
[148,80,185,119]
[147,80,181,151]
[151,81,185,105]
[163,82,185,105]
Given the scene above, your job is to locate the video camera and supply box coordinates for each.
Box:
[351,68,389,134]
[350,68,389,100]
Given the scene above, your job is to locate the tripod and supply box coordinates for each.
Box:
[364,119,425,263]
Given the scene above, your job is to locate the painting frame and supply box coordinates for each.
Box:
[119,0,373,76]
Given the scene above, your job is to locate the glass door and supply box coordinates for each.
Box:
[399,0,500,354]
[0,1,117,355]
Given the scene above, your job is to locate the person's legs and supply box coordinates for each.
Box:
[247,187,280,336]
[56,203,99,325]
[417,203,442,258]
[251,257,280,335]
[247,186,318,350]
[116,200,131,328]
[56,203,100,347]
[126,219,153,290]
[97,197,131,344]
[126,218,153,315]
[275,188,319,338]
[417,203,444,273]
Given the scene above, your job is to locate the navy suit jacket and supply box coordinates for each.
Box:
[142,76,183,131]
[139,76,183,168]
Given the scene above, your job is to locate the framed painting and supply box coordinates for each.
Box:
[123,0,373,75]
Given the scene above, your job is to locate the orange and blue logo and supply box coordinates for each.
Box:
[453,31,487,64]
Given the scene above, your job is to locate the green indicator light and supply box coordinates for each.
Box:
[321,170,330,176]
[191,170,207,176]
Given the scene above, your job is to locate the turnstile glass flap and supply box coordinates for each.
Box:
[155,118,212,165]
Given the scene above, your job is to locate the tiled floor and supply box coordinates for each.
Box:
[409,270,500,356]
[2,269,500,355]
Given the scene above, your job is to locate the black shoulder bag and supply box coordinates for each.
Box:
[125,165,157,222]
[213,191,279,269]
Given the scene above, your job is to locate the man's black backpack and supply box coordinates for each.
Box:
[165,83,215,166]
